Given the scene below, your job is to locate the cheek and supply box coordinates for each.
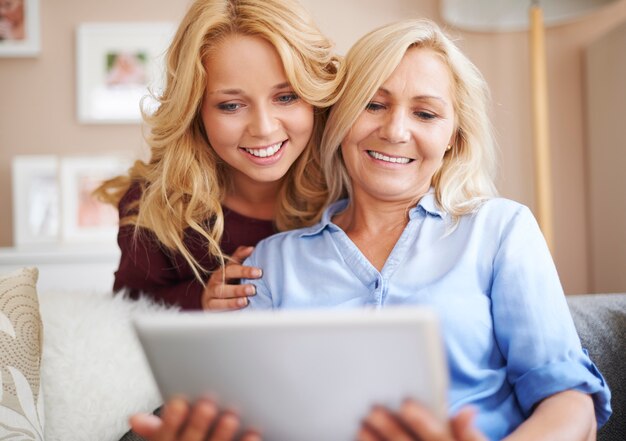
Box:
[424,144,449,177]
[288,104,315,139]
[340,116,372,150]
[203,113,241,150]
[339,137,363,176]
[425,144,447,161]
[426,127,455,157]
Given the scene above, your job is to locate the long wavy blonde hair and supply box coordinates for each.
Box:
[321,19,497,218]
[95,0,342,281]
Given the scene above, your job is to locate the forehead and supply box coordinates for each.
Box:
[204,34,287,87]
[379,47,454,101]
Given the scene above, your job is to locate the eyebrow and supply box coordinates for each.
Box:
[377,87,446,104]
[210,82,292,96]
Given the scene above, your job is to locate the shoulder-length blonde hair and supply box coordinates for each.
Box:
[321,19,497,218]
[95,0,342,281]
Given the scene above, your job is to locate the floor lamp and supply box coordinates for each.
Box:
[439,0,618,252]
[529,1,553,251]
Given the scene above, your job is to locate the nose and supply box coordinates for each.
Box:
[248,105,279,138]
[379,108,410,144]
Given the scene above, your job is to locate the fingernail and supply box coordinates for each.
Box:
[245,285,256,295]
[237,297,248,307]
[251,268,262,278]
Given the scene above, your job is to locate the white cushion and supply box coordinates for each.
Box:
[39,289,178,441]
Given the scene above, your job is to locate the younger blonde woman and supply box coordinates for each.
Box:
[96,0,342,311]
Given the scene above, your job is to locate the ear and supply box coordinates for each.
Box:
[447,126,463,152]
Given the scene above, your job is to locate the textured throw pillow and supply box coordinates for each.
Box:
[0,267,45,440]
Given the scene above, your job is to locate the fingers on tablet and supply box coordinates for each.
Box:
[207,411,240,441]
[178,400,218,441]
[360,406,415,441]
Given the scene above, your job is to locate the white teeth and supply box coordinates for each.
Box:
[243,142,283,158]
[368,150,411,164]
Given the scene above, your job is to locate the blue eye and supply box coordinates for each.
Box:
[276,93,299,104]
[217,102,241,112]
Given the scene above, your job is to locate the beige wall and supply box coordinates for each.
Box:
[1,0,626,293]
[585,21,626,293]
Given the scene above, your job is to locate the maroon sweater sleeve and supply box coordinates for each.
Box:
[112,184,206,310]
[113,223,205,310]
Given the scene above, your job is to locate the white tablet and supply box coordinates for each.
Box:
[133,307,448,441]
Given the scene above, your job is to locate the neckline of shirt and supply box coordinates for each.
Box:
[222,205,275,225]
[301,190,445,238]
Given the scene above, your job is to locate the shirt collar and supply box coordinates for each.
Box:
[299,199,349,237]
[299,190,445,238]
[410,189,446,220]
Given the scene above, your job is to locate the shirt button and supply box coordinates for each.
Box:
[374,280,379,289]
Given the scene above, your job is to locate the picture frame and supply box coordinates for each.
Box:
[59,156,130,243]
[12,155,60,247]
[0,0,40,57]
[76,22,175,124]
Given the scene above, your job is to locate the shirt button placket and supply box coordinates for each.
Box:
[373,277,384,307]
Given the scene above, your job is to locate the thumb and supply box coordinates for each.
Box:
[451,407,487,441]
[129,413,162,438]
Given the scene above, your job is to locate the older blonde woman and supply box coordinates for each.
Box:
[243,19,611,441]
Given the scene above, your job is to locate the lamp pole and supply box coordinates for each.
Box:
[529,0,554,252]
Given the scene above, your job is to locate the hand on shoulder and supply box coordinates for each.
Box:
[202,246,262,310]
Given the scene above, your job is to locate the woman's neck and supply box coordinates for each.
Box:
[222,172,281,221]
[335,198,410,236]
[333,194,417,272]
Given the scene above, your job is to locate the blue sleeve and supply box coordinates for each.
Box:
[490,206,611,426]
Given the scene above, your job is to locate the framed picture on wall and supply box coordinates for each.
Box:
[60,156,130,243]
[12,155,60,247]
[0,0,40,57]
[76,22,175,124]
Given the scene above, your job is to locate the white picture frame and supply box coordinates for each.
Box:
[60,156,130,243]
[12,155,60,247]
[0,0,40,57]
[76,22,175,124]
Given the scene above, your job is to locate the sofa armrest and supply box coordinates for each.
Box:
[567,293,626,441]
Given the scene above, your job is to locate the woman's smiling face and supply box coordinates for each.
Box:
[201,34,314,186]
[340,46,456,203]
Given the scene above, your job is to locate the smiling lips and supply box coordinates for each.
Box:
[241,141,285,158]
[367,150,414,164]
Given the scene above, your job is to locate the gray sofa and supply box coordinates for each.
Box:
[567,293,626,441]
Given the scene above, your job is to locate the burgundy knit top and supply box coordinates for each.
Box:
[112,184,277,310]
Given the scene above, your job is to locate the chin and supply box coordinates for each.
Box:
[253,169,290,184]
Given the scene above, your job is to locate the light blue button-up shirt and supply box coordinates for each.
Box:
[244,193,611,440]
